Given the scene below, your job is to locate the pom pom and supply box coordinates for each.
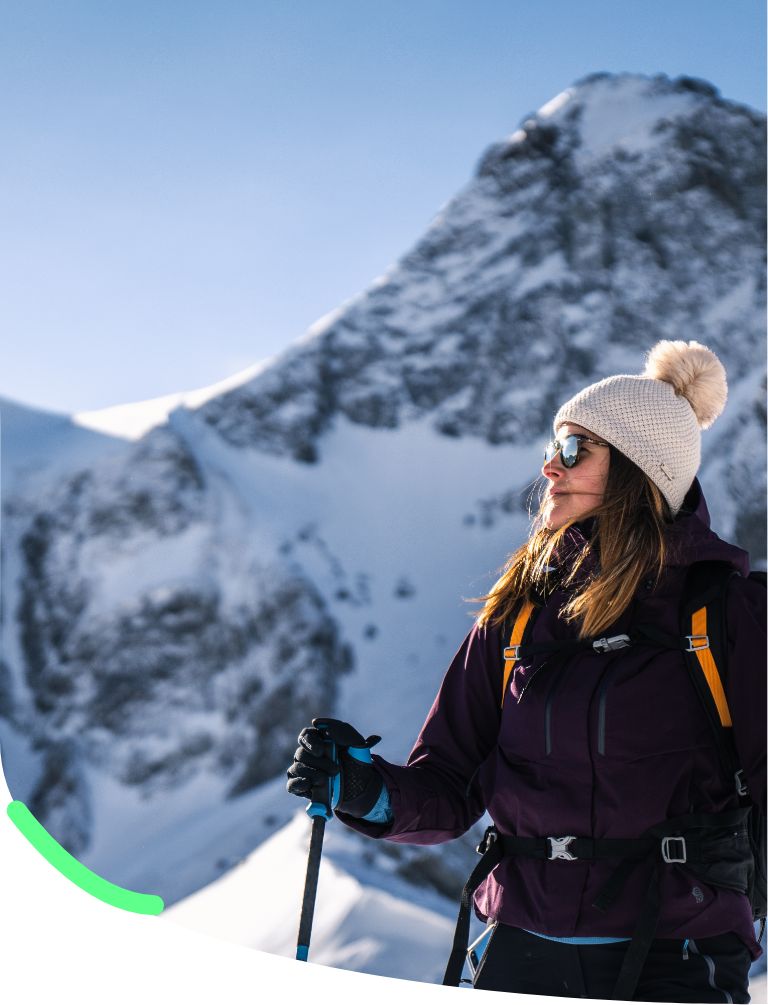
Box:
[642,340,727,429]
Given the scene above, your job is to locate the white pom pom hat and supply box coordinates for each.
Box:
[553,340,728,516]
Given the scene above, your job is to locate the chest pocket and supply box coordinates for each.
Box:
[598,651,714,762]
[497,660,553,763]
[497,600,570,763]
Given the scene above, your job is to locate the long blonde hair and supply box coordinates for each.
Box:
[476,446,676,639]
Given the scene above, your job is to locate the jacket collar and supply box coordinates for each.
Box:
[664,478,750,576]
[545,478,750,583]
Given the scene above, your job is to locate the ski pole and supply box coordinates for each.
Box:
[295,720,375,963]
[296,808,331,961]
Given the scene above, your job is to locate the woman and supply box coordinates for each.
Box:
[287,340,766,1002]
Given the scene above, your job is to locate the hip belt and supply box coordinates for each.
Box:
[442,807,753,1000]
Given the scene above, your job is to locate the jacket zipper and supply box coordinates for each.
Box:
[544,663,568,755]
[597,670,611,756]
[595,650,657,756]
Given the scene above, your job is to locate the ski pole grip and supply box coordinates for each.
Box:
[304,719,378,817]
[306,733,339,819]
[307,800,333,820]
[310,745,370,813]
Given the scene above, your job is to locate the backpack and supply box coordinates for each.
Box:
[443,559,766,995]
[501,558,766,925]
[677,560,766,927]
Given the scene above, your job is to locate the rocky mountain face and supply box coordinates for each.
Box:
[4,422,352,856]
[200,73,764,458]
[0,72,765,901]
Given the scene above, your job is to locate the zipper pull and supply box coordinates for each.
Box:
[681,938,689,961]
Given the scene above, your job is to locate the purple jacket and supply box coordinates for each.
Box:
[339,479,766,958]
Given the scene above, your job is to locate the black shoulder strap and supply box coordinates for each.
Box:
[679,560,743,793]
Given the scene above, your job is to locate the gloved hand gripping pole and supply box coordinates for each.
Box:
[295,720,374,962]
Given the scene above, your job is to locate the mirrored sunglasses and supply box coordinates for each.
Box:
[543,434,609,468]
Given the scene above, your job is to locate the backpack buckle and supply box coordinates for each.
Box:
[735,769,749,797]
[503,645,521,661]
[661,836,687,864]
[548,836,577,861]
[592,634,631,653]
[685,634,709,652]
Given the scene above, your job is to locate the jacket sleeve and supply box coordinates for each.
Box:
[335,620,504,845]
[725,573,767,814]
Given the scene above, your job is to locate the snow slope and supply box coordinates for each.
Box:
[73,359,273,441]
[166,811,459,983]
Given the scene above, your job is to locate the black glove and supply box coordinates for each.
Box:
[286,717,383,818]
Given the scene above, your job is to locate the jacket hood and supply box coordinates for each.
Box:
[660,477,750,575]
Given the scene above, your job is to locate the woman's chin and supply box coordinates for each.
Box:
[543,511,566,531]
[544,501,588,531]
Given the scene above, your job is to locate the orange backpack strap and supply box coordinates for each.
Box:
[689,605,731,726]
[678,561,738,748]
[501,599,536,707]
[675,561,748,797]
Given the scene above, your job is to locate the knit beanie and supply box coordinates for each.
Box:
[553,340,728,516]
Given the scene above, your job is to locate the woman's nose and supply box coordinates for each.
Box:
[542,454,564,480]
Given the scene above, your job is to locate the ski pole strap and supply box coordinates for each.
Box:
[442,827,504,986]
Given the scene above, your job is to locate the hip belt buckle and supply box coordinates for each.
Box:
[548,836,577,861]
[661,836,687,864]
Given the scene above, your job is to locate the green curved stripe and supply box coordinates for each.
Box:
[7,800,164,915]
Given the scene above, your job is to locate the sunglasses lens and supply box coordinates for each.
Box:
[544,436,580,467]
[560,436,579,467]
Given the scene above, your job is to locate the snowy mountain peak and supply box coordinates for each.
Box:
[191,71,764,474]
[480,72,760,176]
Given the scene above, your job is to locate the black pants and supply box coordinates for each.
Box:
[472,925,752,1002]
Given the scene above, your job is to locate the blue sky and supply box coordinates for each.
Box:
[2,0,765,414]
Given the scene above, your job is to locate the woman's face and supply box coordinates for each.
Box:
[541,422,611,531]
